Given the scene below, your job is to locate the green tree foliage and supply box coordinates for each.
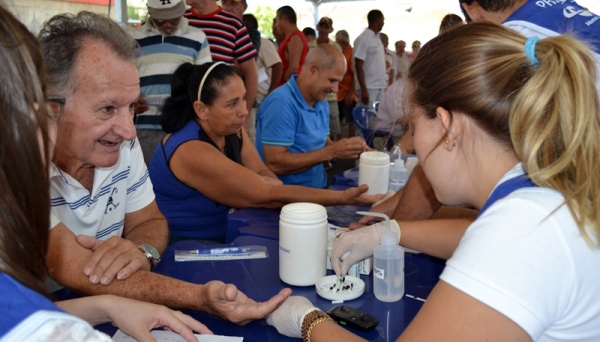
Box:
[253,5,276,38]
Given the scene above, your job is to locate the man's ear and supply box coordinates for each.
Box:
[310,64,320,75]
[194,101,208,120]
[461,1,484,22]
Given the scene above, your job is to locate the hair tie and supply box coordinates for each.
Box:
[197,62,227,102]
[525,36,540,68]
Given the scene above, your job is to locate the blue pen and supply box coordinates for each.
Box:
[191,247,261,255]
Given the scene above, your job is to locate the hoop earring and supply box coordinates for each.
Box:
[452,141,456,147]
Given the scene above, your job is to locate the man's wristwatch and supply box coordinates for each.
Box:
[138,244,161,271]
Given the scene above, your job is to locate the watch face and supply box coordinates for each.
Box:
[141,244,160,260]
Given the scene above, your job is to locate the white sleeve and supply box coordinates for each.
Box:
[261,39,282,68]
[440,191,575,340]
[353,35,367,61]
[1,311,112,342]
[125,138,155,214]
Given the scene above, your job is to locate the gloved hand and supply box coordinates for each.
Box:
[330,220,401,275]
[266,296,318,338]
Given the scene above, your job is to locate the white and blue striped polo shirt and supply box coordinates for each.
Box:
[49,138,154,240]
[128,18,212,129]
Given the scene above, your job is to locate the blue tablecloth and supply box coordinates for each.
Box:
[54,236,434,341]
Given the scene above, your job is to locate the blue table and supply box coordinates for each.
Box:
[228,201,370,242]
[55,236,434,341]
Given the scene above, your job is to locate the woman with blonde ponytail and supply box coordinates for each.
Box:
[266,22,600,342]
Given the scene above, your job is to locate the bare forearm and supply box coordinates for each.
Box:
[265,148,332,175]
[355,63,367,92]
[53,264,206,311]
[371,189,402,217]
[283,66,298,82]
[124,217,169,255]
[267,186,345,207]
[311,320,367,342]
[392,164,441,221]
[399,218,473,260]
[56,296,112,325]
[269,63,283,93]
[243,72,258,116]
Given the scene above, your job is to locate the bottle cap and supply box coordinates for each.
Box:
[380,230,397,245]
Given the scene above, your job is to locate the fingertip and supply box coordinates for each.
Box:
[116,269,128,280]
[280,288,292,298]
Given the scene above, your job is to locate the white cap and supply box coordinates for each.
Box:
[147,0,186,20]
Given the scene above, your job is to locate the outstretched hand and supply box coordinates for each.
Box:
[342,184,385,206]
[106,296,212,342]
[77,234,149,285]
[201,280,292,325]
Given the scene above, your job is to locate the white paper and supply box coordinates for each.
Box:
[257,67,269,83]
[112,330,243,342]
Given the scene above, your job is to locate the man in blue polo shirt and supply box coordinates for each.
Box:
[256,44,369,188]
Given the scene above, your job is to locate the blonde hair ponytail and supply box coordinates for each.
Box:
[409,23,600,247]
[510,35,600,246]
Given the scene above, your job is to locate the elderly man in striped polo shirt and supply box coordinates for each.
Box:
[129,0,212,164]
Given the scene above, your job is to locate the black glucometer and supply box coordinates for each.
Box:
[327,305,379,331]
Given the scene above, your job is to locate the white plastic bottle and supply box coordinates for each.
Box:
[279,203,328,286]
[358,152,390,195]
[388,159,408,191]
[372,214,404,302]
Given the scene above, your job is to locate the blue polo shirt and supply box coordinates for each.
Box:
[256,75,329,188]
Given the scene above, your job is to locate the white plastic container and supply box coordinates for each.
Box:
[279,203,328,286]
[389,159,408,191]
[358,152,390,195]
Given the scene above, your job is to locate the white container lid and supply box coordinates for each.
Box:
[315,275,365,301]
[280,202,327,224]
[359,151,390,166]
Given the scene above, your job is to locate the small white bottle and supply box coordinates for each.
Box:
[359,212,404,303]
[388,159,408,191]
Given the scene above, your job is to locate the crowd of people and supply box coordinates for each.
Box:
[1,0,600,341]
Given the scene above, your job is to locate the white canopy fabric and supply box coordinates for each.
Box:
[305,0,412,28]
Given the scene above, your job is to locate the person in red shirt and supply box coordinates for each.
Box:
[274,6,309,86]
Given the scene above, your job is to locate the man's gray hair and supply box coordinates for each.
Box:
[38,11,138,96]
[304,44,339,70]
[335,30,349,45]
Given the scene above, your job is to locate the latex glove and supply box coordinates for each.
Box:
[266,296,318,338]
[330,220,401,275]
[200,280,292,325]
[77,235,150,285]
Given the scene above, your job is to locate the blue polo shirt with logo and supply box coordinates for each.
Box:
[503,0,600,90]
[256,75,330,188]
